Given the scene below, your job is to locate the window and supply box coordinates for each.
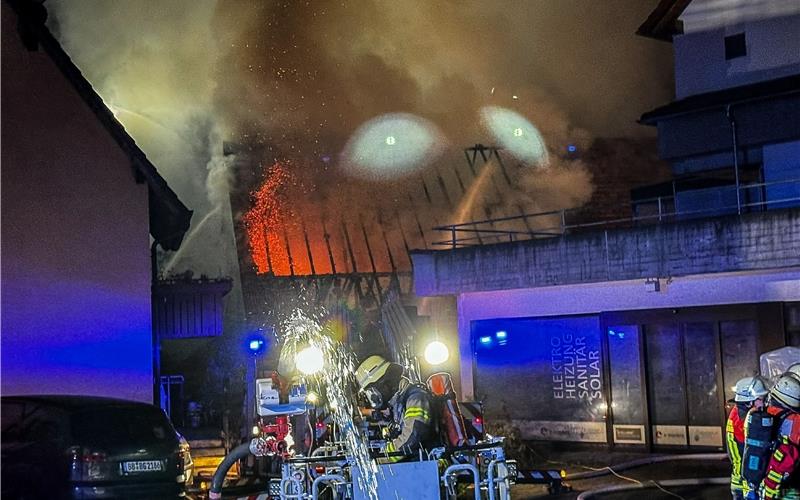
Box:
[725,33,747,60]
[472,316,607,443]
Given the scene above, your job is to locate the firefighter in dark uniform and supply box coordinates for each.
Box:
[355,355,434,462]
[727,376,769,499]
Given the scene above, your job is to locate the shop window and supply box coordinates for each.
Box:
[607,325,646,445]
[472,316,606,443]
[786,303,800,347]
[721,320,760,402]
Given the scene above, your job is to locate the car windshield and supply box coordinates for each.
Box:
[71,406,173,446]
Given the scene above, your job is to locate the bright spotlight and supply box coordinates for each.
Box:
[424,340,450,365]
[341,113,445,180]
[306,392,319,404]
[480,106,548,165]
[295,345,324,375]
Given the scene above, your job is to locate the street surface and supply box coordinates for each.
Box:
[513,453,730,499]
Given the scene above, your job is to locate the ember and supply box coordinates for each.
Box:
[243,162,293,275]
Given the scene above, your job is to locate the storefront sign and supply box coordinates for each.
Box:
[514,420,607,443]
[689,426,723,447]
[653,425,687,446]
[613,424,646,444]
[550,332,603,402]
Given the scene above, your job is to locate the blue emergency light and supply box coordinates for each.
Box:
[247,335,266,355]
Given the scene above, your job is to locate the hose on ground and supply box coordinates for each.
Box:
[576,476,729,500]
[567,453,727,480]
[208,442,253,499]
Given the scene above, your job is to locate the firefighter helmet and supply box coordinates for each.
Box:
[355,355,392,390]
[787,363,800,382]
[769,374,800,410]
[733,376,770,402]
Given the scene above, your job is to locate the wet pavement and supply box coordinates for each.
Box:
[512,450,731,499]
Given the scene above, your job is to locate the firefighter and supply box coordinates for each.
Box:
[757,374,800,500]
[355,355,435,462]
[728,376,769,499]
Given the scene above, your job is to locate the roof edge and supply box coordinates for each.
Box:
[7,0,192,250]
[640,74,800,124]
[636,0,692,42]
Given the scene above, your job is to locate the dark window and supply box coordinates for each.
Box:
[725,33,747,60]
[607,325,645,425]
[787,303,800,347]
[71,406,173,446]
[1,402,26,441]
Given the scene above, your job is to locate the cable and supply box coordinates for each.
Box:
[651,481,687,500]
[606,467,642,485]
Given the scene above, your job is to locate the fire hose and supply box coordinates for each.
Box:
[576,477,729,500]
[208,441,259,500]
[566,453,727,480]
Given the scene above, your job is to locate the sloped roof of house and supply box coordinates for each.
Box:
[637,0,692,41]
[640,73,800,123]
[6,0,192,250]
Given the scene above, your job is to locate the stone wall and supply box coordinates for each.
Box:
[413,208,800,296]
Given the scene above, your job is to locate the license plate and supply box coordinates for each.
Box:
[122,460,163,473]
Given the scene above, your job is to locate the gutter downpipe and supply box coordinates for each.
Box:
[151,241,161,406]
[725,104,742,214]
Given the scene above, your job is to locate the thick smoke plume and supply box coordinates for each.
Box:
[48,0,673,277]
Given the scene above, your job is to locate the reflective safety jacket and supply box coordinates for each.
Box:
[759,408,800,500]
[383,378,434,462]
[727,404,748,493]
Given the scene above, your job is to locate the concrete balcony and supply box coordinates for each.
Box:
[412,207,800,297]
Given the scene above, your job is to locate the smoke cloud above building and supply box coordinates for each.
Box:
[47,0,673,276]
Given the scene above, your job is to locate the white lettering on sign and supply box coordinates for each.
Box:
[551,332,602,401]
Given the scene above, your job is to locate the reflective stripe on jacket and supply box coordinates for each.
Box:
[728,404,747,492]
[384,378,433,462]
[759,409,800,500]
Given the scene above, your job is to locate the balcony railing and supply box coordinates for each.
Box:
[432,177,800,248]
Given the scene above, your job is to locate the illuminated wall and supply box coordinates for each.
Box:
[1,4,154,402]
[450,272,799,445]
[674,9,800,99]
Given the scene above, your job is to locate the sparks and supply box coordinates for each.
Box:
[242,162,293,275]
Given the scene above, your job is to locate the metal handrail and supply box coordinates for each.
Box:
[433,177,800,248]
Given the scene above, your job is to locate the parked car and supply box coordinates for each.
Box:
[1,395,193,499]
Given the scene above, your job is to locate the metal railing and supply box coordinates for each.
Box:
[432,178,800,248]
